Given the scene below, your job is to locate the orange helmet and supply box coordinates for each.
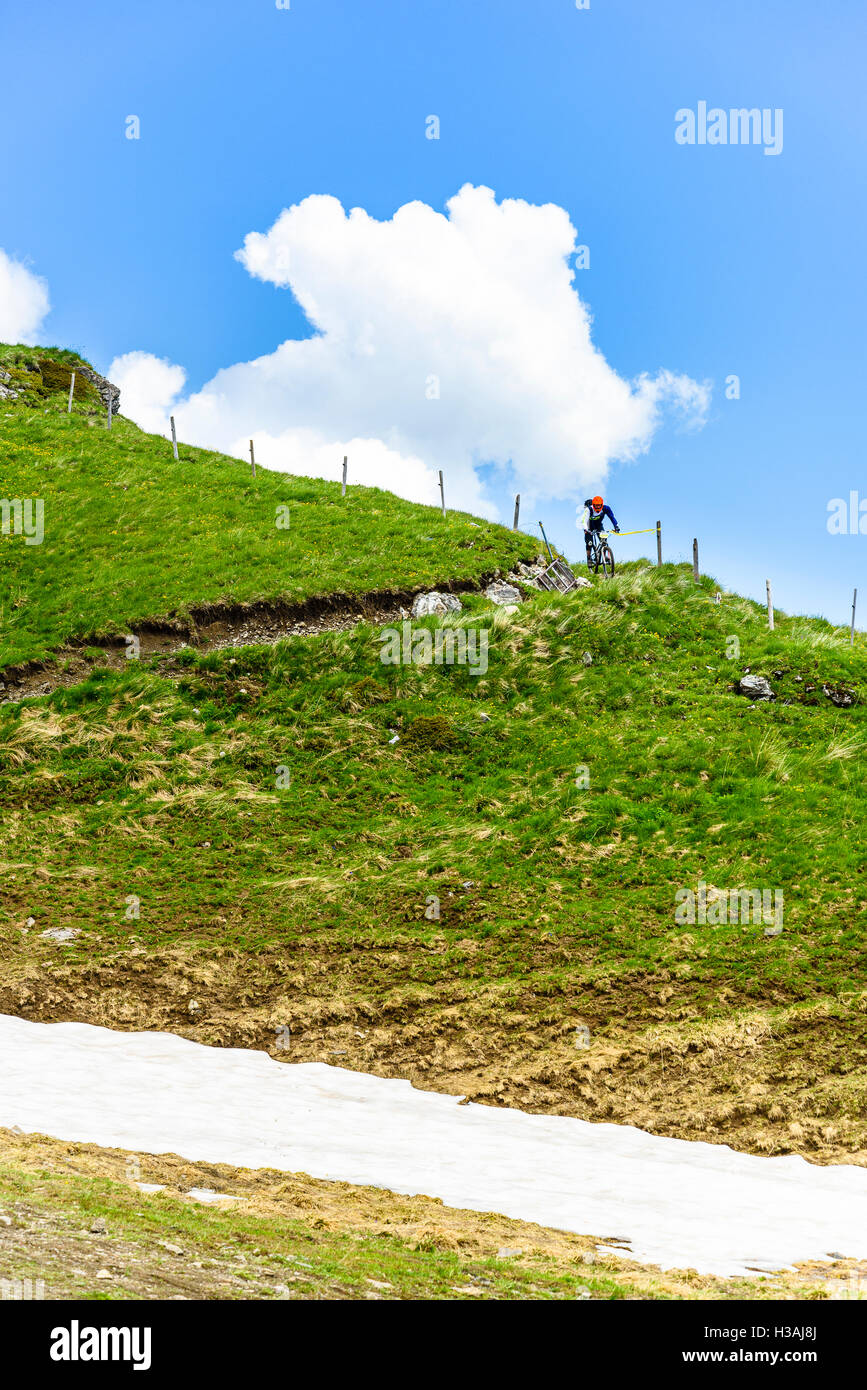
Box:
[592,495,604,508]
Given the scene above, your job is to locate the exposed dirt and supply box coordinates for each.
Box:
[3,939,866,1168]
[0,575,511,703]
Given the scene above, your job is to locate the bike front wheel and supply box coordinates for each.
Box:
[600,545,615,577]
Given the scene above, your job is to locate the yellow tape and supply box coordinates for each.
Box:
[594,527,657,537]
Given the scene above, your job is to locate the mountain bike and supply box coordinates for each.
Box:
[586,529,615,577]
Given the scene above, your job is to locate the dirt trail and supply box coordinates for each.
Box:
[0,575,507,704]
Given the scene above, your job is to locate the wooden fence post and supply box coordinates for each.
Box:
[250,439,256,478]
[513,494,520,531]
[766,579,774,631]
[438,469,446,518]
[851,588,858,645]
[170,416,178,461]
[342,456,347,497]
[692,537,699,582]
[656,520,662,565]
[67,372,75,414]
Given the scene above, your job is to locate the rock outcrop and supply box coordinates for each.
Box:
[0,354,119,415]
[485,581,522,607]
[411,592,463,618]
[739,674,775,701]
[77,364,120,417]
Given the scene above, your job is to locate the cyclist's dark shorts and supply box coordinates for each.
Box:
[584,518,604,538]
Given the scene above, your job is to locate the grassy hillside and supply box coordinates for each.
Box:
[2,342,866,1298]
[0,345,535,671]
[2,562,864,1162]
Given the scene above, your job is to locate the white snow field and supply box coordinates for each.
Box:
[2,1013,866,1278]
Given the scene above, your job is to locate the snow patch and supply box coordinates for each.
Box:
[1,1014,865,1278]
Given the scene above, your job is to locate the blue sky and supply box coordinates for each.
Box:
[2,0,865,624]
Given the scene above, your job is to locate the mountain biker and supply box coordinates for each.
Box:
[578,495,620,569]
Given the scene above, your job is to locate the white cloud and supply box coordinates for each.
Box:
[114,186,710,513]
[108,350,186,434]
[0,250,50,344]
[237,428,476,512]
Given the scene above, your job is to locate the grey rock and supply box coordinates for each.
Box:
[484,580,522,607]
[411,591,463,618]
[78,364,120,417]
[40,927,79,943]
[823,684,854,708]
[739,674,774,700]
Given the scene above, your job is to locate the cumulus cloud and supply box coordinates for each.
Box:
[108,350,186,434]
[0,249,51,344]
[114,186,710,512]
[237,428,464,512]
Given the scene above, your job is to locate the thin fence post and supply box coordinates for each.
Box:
[766,579,774,631]
[851,588,858,645]
[513,494,520,530]
[438,469,446,518]
[170,416,178,461]
[67,372,75,413]
[692,537,699,582]
[250,439,256,479]
[342,456,347,497]
[107,393,112,430]
[656,520,662,565]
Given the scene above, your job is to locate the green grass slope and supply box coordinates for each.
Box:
[2,560,864,1164]
[0,344,535,671]
[2,341,866,1302]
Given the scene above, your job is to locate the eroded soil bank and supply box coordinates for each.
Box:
[1,587,430,702]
